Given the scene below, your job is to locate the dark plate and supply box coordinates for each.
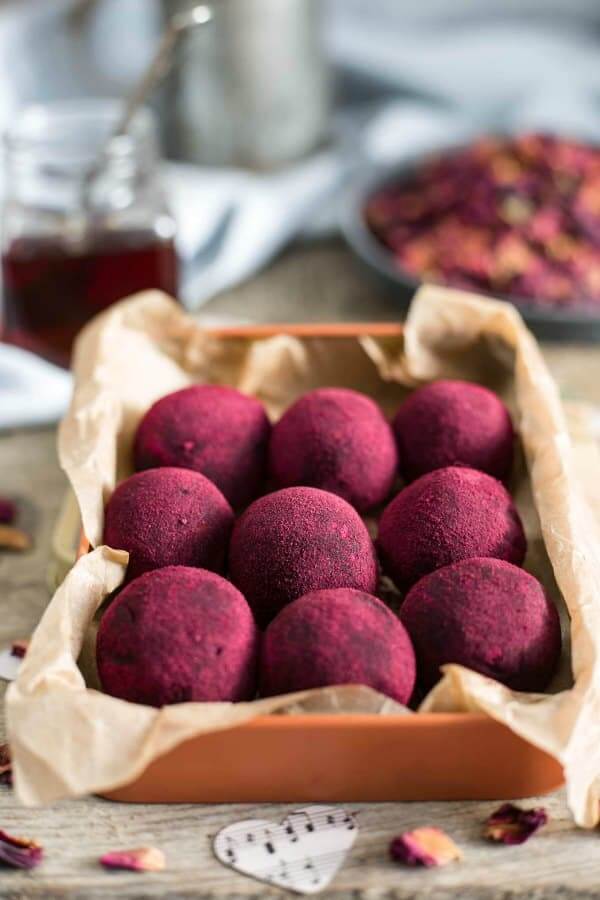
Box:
[339,160,600,341]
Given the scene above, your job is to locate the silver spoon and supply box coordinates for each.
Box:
[82,4,213,207]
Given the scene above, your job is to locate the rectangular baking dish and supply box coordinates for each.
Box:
[80,321,563,803]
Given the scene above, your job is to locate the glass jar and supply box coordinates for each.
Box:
[1,100,178,367]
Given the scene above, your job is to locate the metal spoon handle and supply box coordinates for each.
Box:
[82,3,213,210]
[112,4,213,143]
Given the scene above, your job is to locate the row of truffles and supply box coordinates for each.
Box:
[97,380,561,708]
[133,378,514,511]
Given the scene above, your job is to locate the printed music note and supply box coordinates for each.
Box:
[213,805,359,894]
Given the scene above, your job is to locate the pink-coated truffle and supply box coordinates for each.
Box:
[229,487,378,626]
[260,588,416,704]
[96,566,259,706]
[377,466,526,590]
[134,385,271,508]
[269,387,398,512]
[393,379,514,483]
[400,557,561,692]
[103,467,233,581]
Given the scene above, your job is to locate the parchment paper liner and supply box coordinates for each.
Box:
[7,285,600,826]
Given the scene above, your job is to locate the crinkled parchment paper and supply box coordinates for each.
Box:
[7,285,600,825]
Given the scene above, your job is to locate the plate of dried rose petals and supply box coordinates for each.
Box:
[341,132,600,339]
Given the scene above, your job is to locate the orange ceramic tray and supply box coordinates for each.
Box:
[87,321,563,803]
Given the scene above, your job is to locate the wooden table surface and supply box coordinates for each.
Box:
[2,240,600,899]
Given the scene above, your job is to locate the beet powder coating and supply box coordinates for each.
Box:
[393,379,514,483]
[401,557,561,692]
[134,384,271,509]
[269,387,398,512]
[229,486,378,626]
[97,566,259,706]
[260,587,416,704]
[103,467,233,581]
[378,466,526,590]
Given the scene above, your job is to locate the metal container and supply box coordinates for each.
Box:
[162,0,330,169]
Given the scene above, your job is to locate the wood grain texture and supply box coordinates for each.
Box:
[1,239,600,898]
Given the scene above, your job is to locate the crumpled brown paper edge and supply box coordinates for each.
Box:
[7,285,600,826]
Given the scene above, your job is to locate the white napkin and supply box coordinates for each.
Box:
[0,343,72,430]
[173,102,474,309]
[173,151,345,308]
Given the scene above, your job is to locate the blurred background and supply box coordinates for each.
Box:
[5,1,600,156]
[1,0,600,425]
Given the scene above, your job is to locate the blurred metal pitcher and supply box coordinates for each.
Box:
[162,0,330,169]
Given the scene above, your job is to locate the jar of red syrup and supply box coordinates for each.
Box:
[1,100,178,366]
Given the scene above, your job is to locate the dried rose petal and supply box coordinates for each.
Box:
[0,499,16,525]
[390,827,463,867]
[0,829,43,869]
[0,525,30,552]
[526,207,562,243]
[100,847,165,872]
[484,803,548,845]
[365,132,600,310]
[10,640,29,659]
[0,745,11,787]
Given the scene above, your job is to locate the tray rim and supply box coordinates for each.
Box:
[199,321,405,337]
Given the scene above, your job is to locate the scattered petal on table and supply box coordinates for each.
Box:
[0,499,16,525]
[0,829,43,869]
[484,803,548,845]
[100,847,166,872]
[390,827,463,867]
[0,525,31,552]
[10,639,29,659]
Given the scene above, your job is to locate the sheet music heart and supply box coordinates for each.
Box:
[213,805,358,894]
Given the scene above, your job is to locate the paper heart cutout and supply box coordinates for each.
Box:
[213,805,358,895]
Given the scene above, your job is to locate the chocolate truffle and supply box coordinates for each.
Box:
[229,486,378,626]
[260,587,416,704]
[393,379,514,482]
[260,588,415,703]
[134,385,271,508]
[269,387,398,512]
[97,566,259,706]
[400,557,561,692]
[377,466,526,590]
[103,467,233,580]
